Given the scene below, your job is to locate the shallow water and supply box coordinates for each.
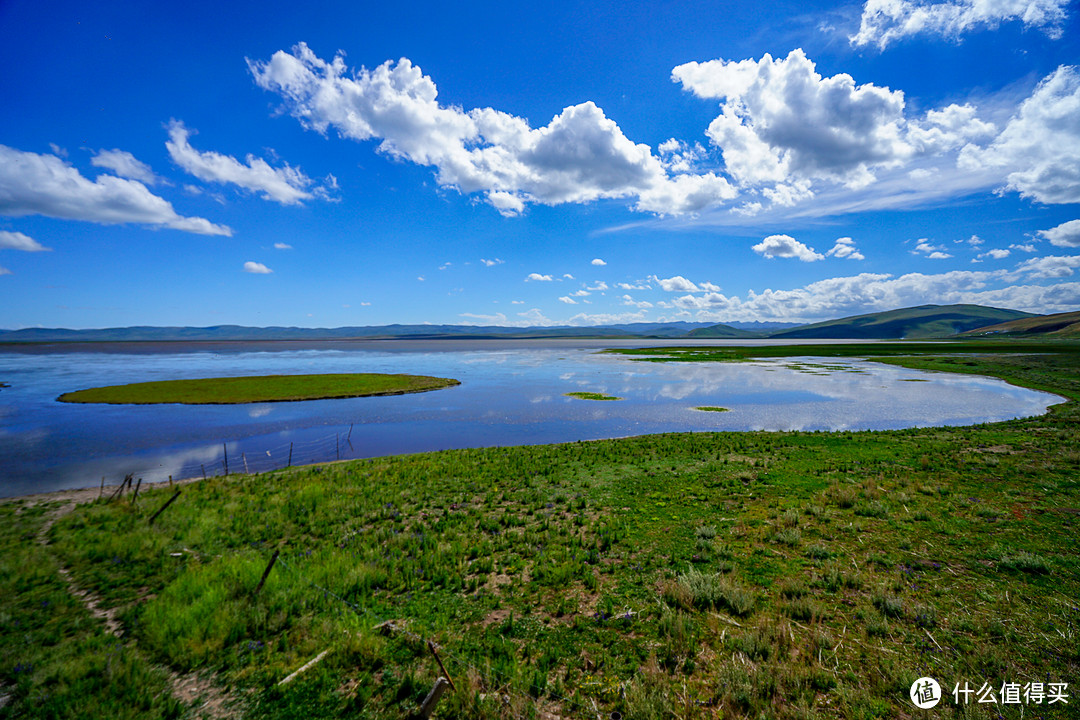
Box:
[0,340,1063,496]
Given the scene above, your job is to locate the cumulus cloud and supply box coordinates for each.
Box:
[851,0,1069,49]
[674,50,904,189]
[622,294,654,309]
[912,239,953,259]
[960,66,1080,204]
[249,44,737,216]
[0,231,51,252]
[1013,254,1080,279]
[827,236,865,260]
[481,257,505,266]
[670,269,1080,322]
[654,275,702,292]
[243,261,273,274]
[526,272,553,282]
[166,120,334,205]
[0,145,231,236]
[558,296,578,304]
[753,234,825,262]
[91,149,161,185]
[1038,219,1080,247]
[671,49,1003,214]
[585,281,609,291]
[591,258,607,266]
[978,248,1011,260]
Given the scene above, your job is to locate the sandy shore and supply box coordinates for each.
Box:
[0,475,206,507]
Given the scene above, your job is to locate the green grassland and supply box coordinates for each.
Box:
[3,348,1079,718]
[56,373,460,405]
[564,392,623,401]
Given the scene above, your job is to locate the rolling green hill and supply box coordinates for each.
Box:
[685,323,764,339]
[766,304,1035,340]
[960,309,1080,338]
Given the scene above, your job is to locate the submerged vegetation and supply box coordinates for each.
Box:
[693,406,730,413]
[3,347,1079,718]
[563,391,623,401]
[57,373,460,405]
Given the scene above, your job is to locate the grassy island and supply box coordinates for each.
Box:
[564,391,623,401]
[56,373,460,405]
[693,405,730,412]
[5,346,1079,719]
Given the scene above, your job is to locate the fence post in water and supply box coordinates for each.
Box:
[243,452,249,474]
[201,464,206,480]
[148,490,182,525]
[287,442,293,468]
[223,443,229,476]
[254,549,280,596]
[336,433,340,461]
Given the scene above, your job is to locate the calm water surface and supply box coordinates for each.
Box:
[0,339,1063,497]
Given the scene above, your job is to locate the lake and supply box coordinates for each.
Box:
[0,339,1063,497]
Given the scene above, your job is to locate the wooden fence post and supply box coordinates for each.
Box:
[223,443,229,475]
[254,549,280,596]
[131,478,142,503]
[416,677,449,719]
[148,490,182,525]
[287,442,293,468]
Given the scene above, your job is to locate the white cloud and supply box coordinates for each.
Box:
[912,239,953,259]
[674,50,912,190]
[166,120,333,205]
[699,281,721,292]
[585,281,609,291]
[0,231,51,252]
[965,234,984,246]
[558,296,578,304]
[591,258,607,266]
[439,262,451,270]
[978,248,1011,260]
[851,0,1069,49]
[243,261,273,274]
[826,236,865,260]
[563,273,575,279]
[1014,254,1080,279]
[417,275,425,281]
[480,257,504,266]
[617,281,652,290]
[91,149,161,185]
[511,300,524,304]
[1010,243,1037,252]
[274,242,293,249]
[670,269,1080,322]
[753,234,825,262]
[960,66,1080,204]
[622,294,654,309]
[570,289,590,297]
[0,265,10,276]
[0,144,230,236]
[526,273,553,282]
[1038,219,1080,247]
[654,275,702,292]
[249,44,737,217]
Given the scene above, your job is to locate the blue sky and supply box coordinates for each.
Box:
[2,0,1079,329]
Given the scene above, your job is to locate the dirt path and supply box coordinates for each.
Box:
[31,491,238,719]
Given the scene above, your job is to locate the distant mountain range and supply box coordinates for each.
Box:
[1,304,1072,343]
